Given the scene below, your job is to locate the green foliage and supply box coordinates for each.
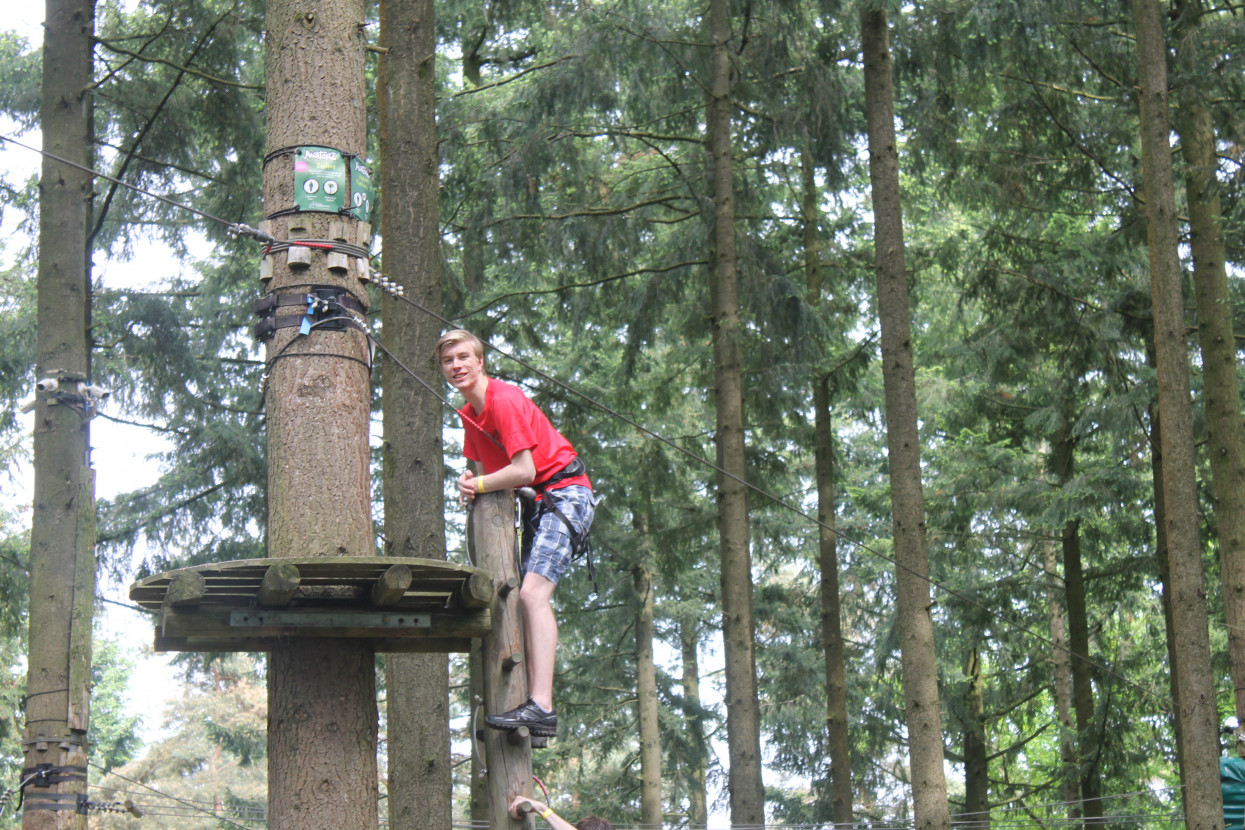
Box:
[89,655,266,829]
[3,0,1245,823]
[90,639,144,773]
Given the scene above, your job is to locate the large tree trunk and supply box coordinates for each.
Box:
[263,0,378,823]
[1173,5,1245,725]
[633,550,662,829]
[680,621,709,830]
[805,146,853,827]
[705,0,765,824]
[860,10,951,830]
[23,0,96,825]
[378,0,450,826]
[1051,424,1103,826]
[1131,3,1222,828]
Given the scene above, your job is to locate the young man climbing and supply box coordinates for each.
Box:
[437,329,596,737]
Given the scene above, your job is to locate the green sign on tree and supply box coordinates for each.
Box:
[294,146,347,213]
[350,157,374,222]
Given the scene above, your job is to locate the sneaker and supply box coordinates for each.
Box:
[485,698,558,736]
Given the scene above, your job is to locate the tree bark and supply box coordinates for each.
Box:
[378,0,451,826]
[705,0,765,824]
[860,9,951,830]
[1173,5,1245,725]
[962,645,988,826]
[469,639,490,824]
[815,378,853,825]
[634,554,662,829]
[1145,330,1185,780]
[1131,3,1221,828]
[680,621,709,830]
[805,145,853,826]
[24,0,97,825]
[1042,536,1080,822]
[1051,423,1102,826]
[263,0,378,823]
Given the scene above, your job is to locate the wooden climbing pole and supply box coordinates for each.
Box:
[470,491,536,830]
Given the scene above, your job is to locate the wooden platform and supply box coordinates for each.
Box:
[128,557,493,653]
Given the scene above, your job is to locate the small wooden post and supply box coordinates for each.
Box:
[259,562,300,606]
[471,491,532,830]
[372,563,413,606]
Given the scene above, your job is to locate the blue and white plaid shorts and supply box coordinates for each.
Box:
[522,485,597,585]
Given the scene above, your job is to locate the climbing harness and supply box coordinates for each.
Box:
[518,457,598,594]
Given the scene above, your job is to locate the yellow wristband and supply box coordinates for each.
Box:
[477,475,485,493]
[539,808,554,820]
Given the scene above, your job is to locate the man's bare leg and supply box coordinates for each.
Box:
[518,572,558,711]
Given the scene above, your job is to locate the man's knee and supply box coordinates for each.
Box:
[519,574,556,610]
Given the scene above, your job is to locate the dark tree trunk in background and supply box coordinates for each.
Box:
[681,621,709,830]
[1051,422,1103,826]
[805,144,853,826]
[1043,536,1080,821]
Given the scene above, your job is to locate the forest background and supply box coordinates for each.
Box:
[0,0,1243,827]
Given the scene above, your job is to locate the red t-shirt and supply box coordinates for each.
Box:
[460,378,591,492]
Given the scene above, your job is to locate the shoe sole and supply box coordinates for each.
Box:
[485,720,557,737]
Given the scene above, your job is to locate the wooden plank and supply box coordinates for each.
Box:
[156,606,490,642]
[152,636,475,654]
[130,557,492,612]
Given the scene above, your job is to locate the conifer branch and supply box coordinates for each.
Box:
[993,72,1123,102]
[95,411,191,437]
[91,5,238,244]
[504,194,690,221]
[448,55,579,98]
[93,39,262,90]
[97,481,229,545]
[457,259,707,318]
[1020,63,1137,199]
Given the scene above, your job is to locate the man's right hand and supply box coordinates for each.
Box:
[457,470,478,504]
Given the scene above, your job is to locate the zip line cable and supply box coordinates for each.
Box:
[8,129,1179,715]
[0,134,275,244]
[85,762,259,828]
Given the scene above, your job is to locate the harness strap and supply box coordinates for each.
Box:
[526,458,597,594]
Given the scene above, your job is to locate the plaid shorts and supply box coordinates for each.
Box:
[522,485,597,585]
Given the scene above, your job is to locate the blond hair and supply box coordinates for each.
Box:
[436,329,485,364]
